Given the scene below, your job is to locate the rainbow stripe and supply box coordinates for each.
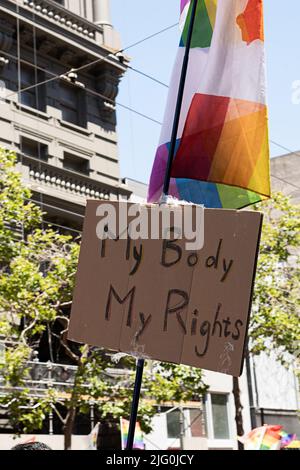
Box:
[180,0,190,14]
[120,418,145,450]
[280,431,297,449]
[260,426,282,450]
[148,0,270,209]
[180,0,217,48]
[285,440,300,449]
[240,426,298,450]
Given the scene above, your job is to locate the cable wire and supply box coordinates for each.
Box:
[32,9,45,231]
[127,65,169,88]
[270,173,300,192]
[270,140,300,159]
[5,23,178,100]
[2,49,169,91]
[2,50,163,125]
[3,41,300,192]
[3,50,300,192]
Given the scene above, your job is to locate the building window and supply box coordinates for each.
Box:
[166,407,205,440]
[63,153,89,175]
[189,408,205,437]
[20,66,45,111]
[59,81,86,127]
[21,136,48,161]
[210,394,230,439]
[166,409,181,439]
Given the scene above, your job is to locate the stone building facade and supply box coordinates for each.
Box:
[0,0,131,231]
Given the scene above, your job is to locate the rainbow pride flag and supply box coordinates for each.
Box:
[148,0,270,209]
[260,425,282,450]
[239,425,281,450]
[86,422,100,450]
[239,425,298,450]
[285,440,300,449]
[120,418,145,450]
[279,431,297,449]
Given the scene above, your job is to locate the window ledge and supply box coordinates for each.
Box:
[13,102,49,120]
[59,119,91,136]
[207,439,235,449]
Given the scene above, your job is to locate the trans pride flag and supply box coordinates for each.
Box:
[148,0,270,209]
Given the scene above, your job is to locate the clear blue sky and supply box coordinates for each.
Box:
[111,0,300,184]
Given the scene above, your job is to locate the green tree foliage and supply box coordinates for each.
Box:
[250,193,300,361]
[233,193,300,438]
[0,150,41,263]
[0,149,207,449]
[1,149,298,448]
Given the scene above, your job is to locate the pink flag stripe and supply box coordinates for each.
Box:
[181,0,190,14]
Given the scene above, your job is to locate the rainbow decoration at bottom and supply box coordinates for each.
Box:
[120,418,145,450]
[279,431,297,449]
[239,425,298,450]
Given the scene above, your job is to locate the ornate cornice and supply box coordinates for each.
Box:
[23,0,99,42]
[96,65,121,121]
[26,158,112,200]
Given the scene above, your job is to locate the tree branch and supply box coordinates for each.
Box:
[20,316,38,345]
[50,402,66,425]
[55,301,72,309]
[51,324,80,365]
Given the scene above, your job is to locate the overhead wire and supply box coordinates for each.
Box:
[269,173,300,192]
[26,197,85,220]
[2,17,299,194]
[3,8,299,170]
[1,50,164,125]
[4,23,178,100]
[3,63,300,192]
[3,39,300,194]
[15,1,26,243]
[32,7,46,232]
[270,140,300,159]
[126,68,137,179]
[127,65,168,88]
[42,221,82,235]
[1,49,169,92]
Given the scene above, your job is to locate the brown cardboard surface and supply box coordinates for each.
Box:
[68,201,131,350]
[180,210,262,376]
[68,202,262,377]
[119,207,194,363]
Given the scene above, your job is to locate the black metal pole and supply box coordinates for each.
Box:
[125,358,145,450]
[163,0,199,196]
[125,0,198,451]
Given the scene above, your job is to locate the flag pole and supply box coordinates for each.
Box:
[163,0,199,196]
[125,358,144,450]
[125,0,199,451]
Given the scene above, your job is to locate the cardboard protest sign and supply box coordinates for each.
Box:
[68,201,262,377]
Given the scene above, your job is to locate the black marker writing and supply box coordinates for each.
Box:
[163,289,189,333]
[105,285,136,327]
